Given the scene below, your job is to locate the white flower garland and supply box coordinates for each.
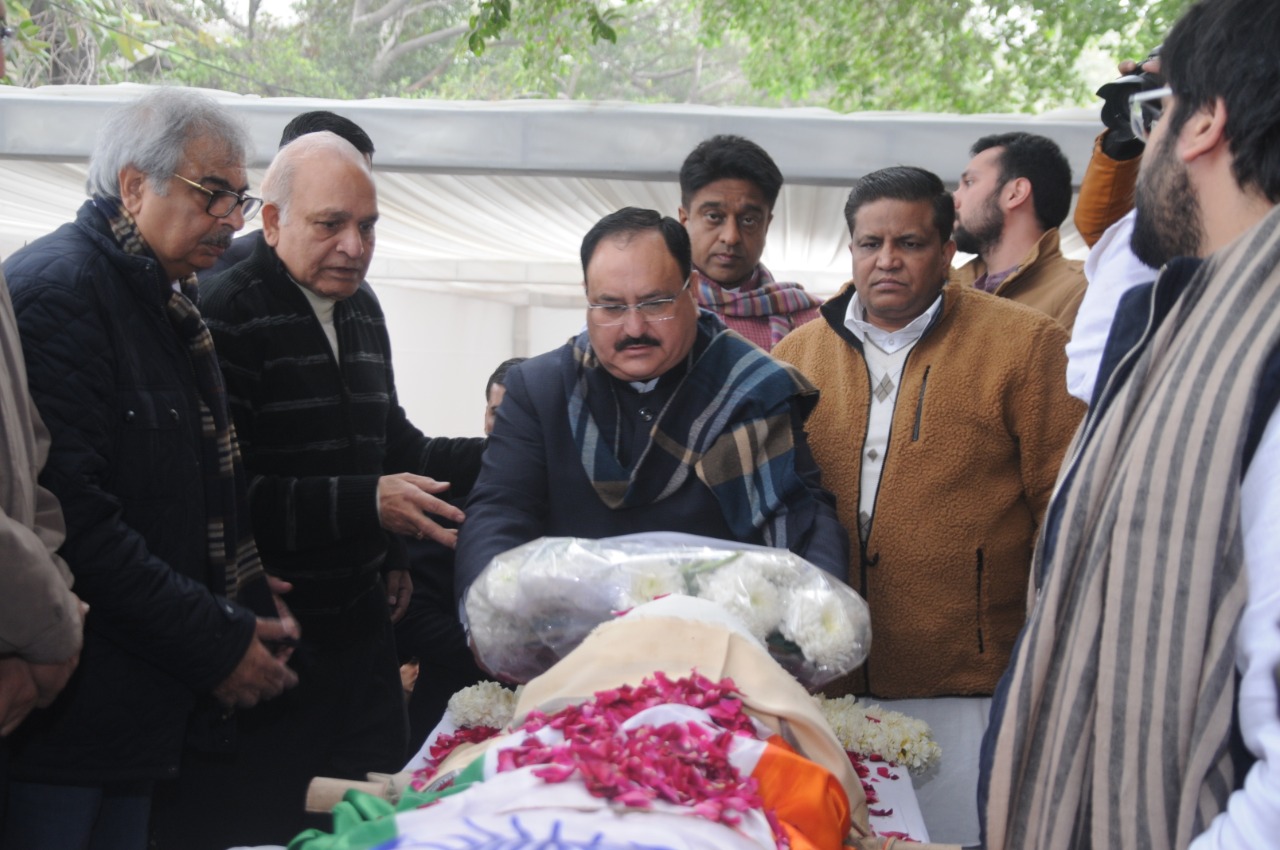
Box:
[813,694,941,775]
[447,681,522,730]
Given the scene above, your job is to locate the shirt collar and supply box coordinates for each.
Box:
[843,290,942,354]
[629,377,660,393]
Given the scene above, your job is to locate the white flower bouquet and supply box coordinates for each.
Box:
[463,532,871,688]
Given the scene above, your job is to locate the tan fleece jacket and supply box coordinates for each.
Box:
[774,283,1084,698]
[951,228,1087,332]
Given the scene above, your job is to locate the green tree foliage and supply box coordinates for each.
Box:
[2,0,1194,113]
[3,0,185,86]
[701,0,1192,112]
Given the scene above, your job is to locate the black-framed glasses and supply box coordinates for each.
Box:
[586,279,691,326]
[1130,86,1173,144]
[1,24,14,53]
[172,173,263,220]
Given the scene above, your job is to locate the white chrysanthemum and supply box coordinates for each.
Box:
[475,555,523,615]
[695,561,782,641]
[613,560,687,610]
[813,694,941,774]
[751,551,808,590]
[447,681,520,730]
[779,587,863,671]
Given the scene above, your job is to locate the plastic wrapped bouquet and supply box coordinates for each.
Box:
[463,533,871,688]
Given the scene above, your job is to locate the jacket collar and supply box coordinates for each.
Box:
[73,200,172,308]
[818,280,952,351]
[969,227,1064,294]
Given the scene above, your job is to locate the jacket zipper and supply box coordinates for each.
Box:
[912,365,930,441]
[976,547,986,654]
[857,352,876,694]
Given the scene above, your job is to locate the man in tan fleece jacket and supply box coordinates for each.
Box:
[773,166,1083,846]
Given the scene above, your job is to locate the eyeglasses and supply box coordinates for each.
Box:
[1130,86,1173,144]
[1,24,14,54]
[172,173,263,220]
[586,279,691,326]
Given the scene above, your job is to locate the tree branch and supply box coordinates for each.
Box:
[687,44,703,101]
[632,65,699,82]
[406,52,456,92]
[352,0,451,30]
[141,0,233,36]
[371,23,469,79]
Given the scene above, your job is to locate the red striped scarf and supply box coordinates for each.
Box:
[692,265,821,350]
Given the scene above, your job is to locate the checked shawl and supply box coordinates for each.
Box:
[692,265,821,350]
[982,204,1280,850]
[97,196,268,607]
[567,310,820,548]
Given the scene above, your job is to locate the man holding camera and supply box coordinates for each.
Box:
[1064,53,1164,403]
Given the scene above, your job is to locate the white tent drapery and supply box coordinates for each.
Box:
[1,84,1102,437]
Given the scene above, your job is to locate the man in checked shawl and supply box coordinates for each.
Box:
[979,0,1280,847]
[677,135,824,351]
[454,207,848,604]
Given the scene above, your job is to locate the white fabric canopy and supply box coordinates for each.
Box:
[0,84,1102,436]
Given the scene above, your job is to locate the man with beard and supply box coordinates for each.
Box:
[455,207,848,605]
[979,1,1280,847]
[1,89,297,850]
[951,132,1087,331]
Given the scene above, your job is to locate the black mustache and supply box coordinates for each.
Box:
[615,335,660,352]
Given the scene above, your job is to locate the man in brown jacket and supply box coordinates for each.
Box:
[950,132,1087,332]
[773,166,1084,846]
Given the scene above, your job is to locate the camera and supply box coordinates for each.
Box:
[1097,46,1164,144]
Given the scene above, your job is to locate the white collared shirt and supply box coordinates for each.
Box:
[842,290,942,353]
[841,291,941,536]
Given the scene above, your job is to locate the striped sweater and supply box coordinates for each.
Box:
[200,239,483,613]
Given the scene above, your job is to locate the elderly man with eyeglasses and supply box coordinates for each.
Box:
[0,88,298,850]
[454,206,848,611]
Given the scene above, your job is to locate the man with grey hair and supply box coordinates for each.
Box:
[161,131,483,847]
[0,88,298,850]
